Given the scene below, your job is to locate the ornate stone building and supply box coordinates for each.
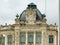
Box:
[0,3,58,45]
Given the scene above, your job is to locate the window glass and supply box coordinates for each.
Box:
[28,32,34,43]
[0,36,5,45]
[7,35,12,44]
[36,32,41,43]
[49,35,54,43]
[20,32,26,43]
[0,37,2,44]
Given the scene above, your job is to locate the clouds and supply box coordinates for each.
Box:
[0,0,59,25]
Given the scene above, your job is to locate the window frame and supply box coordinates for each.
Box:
[49,35,54,43]
[28,32,34,44]
[36,32,42,43]
[7,35,12,44]
[19,32,26,44]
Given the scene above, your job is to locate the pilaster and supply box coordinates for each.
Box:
[34,32,36,45]
[15,24,20,45]
[26,32,28,45]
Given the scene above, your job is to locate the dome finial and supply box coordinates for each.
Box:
[28,3,36,5]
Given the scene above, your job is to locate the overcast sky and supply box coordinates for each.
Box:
[0,0,59,25]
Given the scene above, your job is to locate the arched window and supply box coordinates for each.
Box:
[20,32,26,43]
[36,32,42,43]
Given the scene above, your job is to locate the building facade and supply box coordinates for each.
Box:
[0,3,58,45]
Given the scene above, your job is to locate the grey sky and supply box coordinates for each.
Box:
[0,0,59,25]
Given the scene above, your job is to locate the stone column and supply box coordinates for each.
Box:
[42,32,43,45]
[15,31,19,45]
[54,35,56,45]
[42,31,45,45]
[5,35,7,45]
[34,32,36,45]
[3,34,7,45]
[56,32,58,45]
[26,32,28,45]
[15,26,19,45]
[12,34,15,45]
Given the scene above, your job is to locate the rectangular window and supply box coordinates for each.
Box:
[49,35,54,43]
[0,36,5,45]
[0,37,2,44]
[20,32,26,43]
[7,35,12,44]
[2,37,5,45]
[28,32,34,44]
[36,32,41,43]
